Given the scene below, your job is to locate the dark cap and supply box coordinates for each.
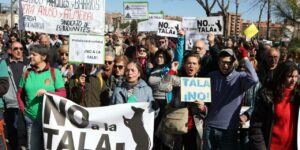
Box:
[218,49,237,60]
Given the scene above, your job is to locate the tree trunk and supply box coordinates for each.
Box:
[267,0,271,40]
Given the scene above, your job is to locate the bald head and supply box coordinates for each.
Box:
[39,34,50,46]
[193,40,206,58]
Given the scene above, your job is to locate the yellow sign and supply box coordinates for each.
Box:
[244,24,259,39]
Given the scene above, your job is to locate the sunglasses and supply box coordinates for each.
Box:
[13,47,23,51]
[220,61,233,66]
[105,61,113,65]
[114,65,124,69]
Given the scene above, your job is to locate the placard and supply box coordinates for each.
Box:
[244,23,259,39]
[138,19,159,32]
[124,2,148,20]
[148,12,164,19]
[180,77,211,102]
[182,16,223,35]
[157,19,181,38]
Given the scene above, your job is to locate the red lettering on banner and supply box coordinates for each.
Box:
[37,6,58,18]
[22,3,36,14]
[61,9,93,22]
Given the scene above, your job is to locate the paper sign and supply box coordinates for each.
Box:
[180,77,211,102]
[42,93,154,150]
[244,23,259,39]
[148,12,163,19]
[124,2,148,20]
[157,19,181,38]
[182,16,223,35]
[138,19,160,32]
[185,31,209,50]
[19,0,105,35]
[69,34,105,64]
[240,106,250,128]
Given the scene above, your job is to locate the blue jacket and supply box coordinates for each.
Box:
[206,59,259,129]
[111,79,154,104]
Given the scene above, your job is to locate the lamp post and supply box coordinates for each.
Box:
[235,0,240,41]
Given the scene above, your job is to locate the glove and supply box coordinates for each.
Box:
[239,46,248,58]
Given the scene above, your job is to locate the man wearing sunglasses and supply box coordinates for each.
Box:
[3,41,29,150]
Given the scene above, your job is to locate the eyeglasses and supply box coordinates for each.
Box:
[13,47,23,51]
[114,65,124,69]
[220,60,233,66]
[105,61,113,65]
[139,48,146,52]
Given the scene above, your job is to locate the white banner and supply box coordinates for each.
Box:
[124,2,148,20]
[148,12,163,19]
[180,77,211,102]
[157,19,181,38]
[185,31,209,50]
[182,16,223,35]
[69,34,105,64]
[138,19,159,32]
[42,93,154,150]
[19,0,105,35]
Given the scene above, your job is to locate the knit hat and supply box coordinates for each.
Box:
[219,49,237,61]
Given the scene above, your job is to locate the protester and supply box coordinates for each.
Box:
[250,61,299,150]
[17,44,66,150]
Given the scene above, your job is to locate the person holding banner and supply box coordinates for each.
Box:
[249,61,300,150]
[111,61,154,104]
[17,44,66,150]
[158,52,207,150]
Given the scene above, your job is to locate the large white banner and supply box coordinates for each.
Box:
[42,93,154,150]
[124,2,148,20]
[69,34,105,64]
[157,19,181,38]
[138,19,160,32]
[182,16,223,35]
[19,0,105,35]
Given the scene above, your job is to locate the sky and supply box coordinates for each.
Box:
[0,0,271,22]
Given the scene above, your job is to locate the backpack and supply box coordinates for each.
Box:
[24,67,56,85]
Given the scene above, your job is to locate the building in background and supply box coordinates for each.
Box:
[242,20,283,40]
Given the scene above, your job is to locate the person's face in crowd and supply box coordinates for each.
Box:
[30,52,46,66]
[138,47,147,58]
[156,53,165,66]
[145,40,153,50]
[59,50,68,65]
[218,56,235,75]
[104,55,114,71]
[11,42,23,60]
[114,61,126,77]
[193,41,206,58]
[39,36,50,46]
[125,63,140,83]
[54,34,59,40]
[266,50,279,70]
[285,70,299,89]
[10,36,17,43]
[280,48,288,62]
[159,38,167,49]
[207,33,215,43]
[184,56,200,77]
[226,39,233,48]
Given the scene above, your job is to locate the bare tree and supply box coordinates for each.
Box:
[216,0,230,38]
[258,0,267,39]
[196,0,218,16]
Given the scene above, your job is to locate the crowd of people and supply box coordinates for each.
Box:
[0,23,299,150]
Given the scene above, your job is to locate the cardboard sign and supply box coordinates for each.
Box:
[185,31,209,50]
[138,19,160,32]
[42,93,154,150]
[19,0,105,35]
[182,16,223,35]
[157,19,181,38]
[244,23,259,39]
[148,12,164,19]
[180,77,211,102]
[124,2,148,20]
[69,34,105,64]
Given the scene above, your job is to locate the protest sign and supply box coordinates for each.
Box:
[124,2,148,20]
[182,16,223,35]
[185,31,209,50]
[42,93,154,150]
[180,77,211,102]
[138,19,159,32]
[157,19,181,38]
[244,23,259,39]
[240,106,250,128]
[19,0,105,35]
[69,34,105,64]
[149,12,164,19]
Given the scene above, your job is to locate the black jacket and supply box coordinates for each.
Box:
[249,88,299,150]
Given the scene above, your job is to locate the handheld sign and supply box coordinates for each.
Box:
[157,19,182,38]
[124,2,148,20]
[19,0,105,35]
[185,31,209,50]
[244,23,259,39]
[182,16,223,35]
[69,34,105,64]
[138,19,160,32]
[148,12,164,19]
[42,93,154,150]
[180,77,211,102]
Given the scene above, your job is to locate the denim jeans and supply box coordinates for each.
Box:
[25,116,43,150]
[203,126,238,150]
